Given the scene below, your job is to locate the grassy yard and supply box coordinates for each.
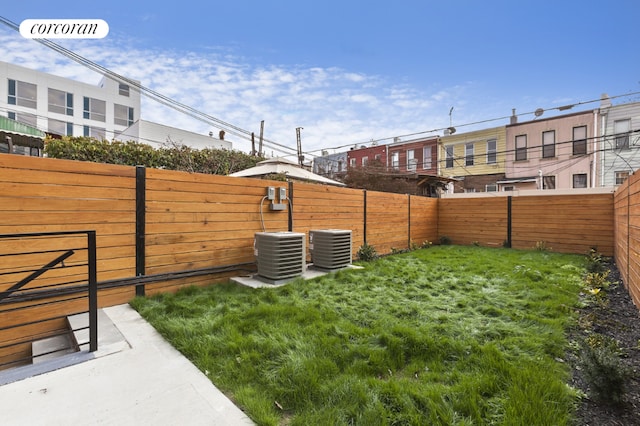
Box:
[130,245,588,425]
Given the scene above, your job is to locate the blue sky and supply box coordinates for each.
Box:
[1,1,638,159]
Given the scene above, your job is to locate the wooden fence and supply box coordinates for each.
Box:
[613,173,640,307]
[438,192,614,256]
[0,155,635,364]
[0,156,439,305]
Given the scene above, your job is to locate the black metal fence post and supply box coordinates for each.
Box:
[87,230,98,352]
[135,166,146,296]
[288,180,294,232]
[363,190,367,245]
[408,194,411,249]
[506,196,513,248]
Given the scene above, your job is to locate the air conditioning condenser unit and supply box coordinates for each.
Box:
[309,229,352,270]
[254,232,306,284]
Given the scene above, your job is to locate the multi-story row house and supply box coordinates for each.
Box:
[387,137,438,176]
[314,99,640,196]
[312,150,348,181]
[347,144,388,168]
[598,97,640,187]
[439,126,507,193]
[503,110,596,191]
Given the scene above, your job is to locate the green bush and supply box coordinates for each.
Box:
[357,243,378,261]
[579,334,629,405]
[44,136,262,175]
[585,248,608,274]
[439,235,451,245]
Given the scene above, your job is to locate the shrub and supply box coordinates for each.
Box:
[357,243,378,261]
[579,334,629,405]
[534,241,550,251]
[439,236,451,245]
[586,248,608,274]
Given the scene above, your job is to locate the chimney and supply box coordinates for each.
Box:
[600,93,612,109]
[510,108,518,124]
[218,130,225,140]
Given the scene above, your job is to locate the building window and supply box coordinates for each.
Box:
[465,188,476,193]
[8,79,37,109]
[349,158,356,168]
[445,146,454,168]
[572,125,587,155]
[119,83,130,97]
[542,130,555,158]
[83,125,106,140]
[407,149,417,171]
[362,156,368,167]
[83,97,106,122]
[337,160,343,172]
[486,184,498,192]
[503,186,515,192]
[391,152,400,170]
[486,139,497,164]
[543,176,556,190]
[48,119,74,136]
[423,146,432,170]
[114,104,134,126]
[374,154,381,162]
[515,135,527,161]
[615,171,630,185]
[614,119,631,150]
[465,143,474,166]
[48,88,73,116]
[8,112,37,127]
[573,173,588,188]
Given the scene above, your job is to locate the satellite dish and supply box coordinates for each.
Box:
[447,127,456,135]
[534,108,544,117]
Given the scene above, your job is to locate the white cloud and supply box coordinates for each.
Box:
[0,27,475,158]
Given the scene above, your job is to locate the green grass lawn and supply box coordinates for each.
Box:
[130,245,588,425]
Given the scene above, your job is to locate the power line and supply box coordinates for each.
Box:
[304,91,640,158]
[0,16,297,157]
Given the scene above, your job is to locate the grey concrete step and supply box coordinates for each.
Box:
[67,309,129,355]
[31,333,76,363]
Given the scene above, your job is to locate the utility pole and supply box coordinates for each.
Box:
[259,120,264,157]
[296,127,304,167]
[251,132,256,156]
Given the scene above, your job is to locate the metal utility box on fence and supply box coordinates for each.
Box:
[309,229,352,270]
[254,232,306,284]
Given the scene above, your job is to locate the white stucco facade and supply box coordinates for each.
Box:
[0,60,141,141]
[115,119,231,150]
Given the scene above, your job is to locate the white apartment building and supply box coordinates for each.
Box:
[0,60,231,151]
[0,60,140,142]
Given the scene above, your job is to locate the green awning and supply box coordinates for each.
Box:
[0,116,45,138]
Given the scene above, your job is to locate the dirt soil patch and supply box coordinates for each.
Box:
[568,260,640,425]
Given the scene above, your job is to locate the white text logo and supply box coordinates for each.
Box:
[20,19,109,39]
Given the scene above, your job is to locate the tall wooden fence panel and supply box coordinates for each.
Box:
[614,174,640,307]
[511,194,614,255]
[409,195,438,247]
[0,156,137,364]
[291,182,365,261]
[366,191,410,255]
[0,156,137,303]
[438,197,508,247]
[144,169,289,294]
[439,193,614,256]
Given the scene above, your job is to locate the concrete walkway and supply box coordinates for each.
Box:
[0,304,254,426]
